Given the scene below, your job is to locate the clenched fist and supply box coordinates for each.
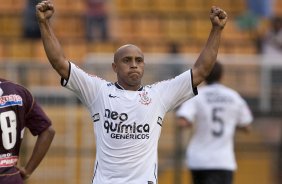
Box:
[36,0,55,23]
[210,6,228,29]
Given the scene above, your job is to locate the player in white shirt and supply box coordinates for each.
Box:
[36,1,228,183]
[176,61,253,184]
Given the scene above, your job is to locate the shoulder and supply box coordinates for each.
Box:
[0,81,33,109]
[70,62,108,83]
[196,85,211,96]
[219,85,246,103]
[1,80,33,98]
[223,85,241,96]
[203,84,241,98]
[1,80,28,92]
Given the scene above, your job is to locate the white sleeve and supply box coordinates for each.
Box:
[237,97,253,126]
[176,98,197,123]
[154,69,198,112]
[61,62,106,108]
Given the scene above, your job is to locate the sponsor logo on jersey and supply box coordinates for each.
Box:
[104,109,150,139]
[157,117,163,127]
[108,94,119,98]
[0,154,18,167]
[93,113,100,122]
[107,82,114,87]
[0,94,23,108]
[139,91,152,105]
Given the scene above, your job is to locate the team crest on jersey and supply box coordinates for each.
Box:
[0,94,23,108]
[139,91,151,105]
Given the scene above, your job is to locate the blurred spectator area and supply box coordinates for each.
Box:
[1,0,282,61]
[0,1,281,184]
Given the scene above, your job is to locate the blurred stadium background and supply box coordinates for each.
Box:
[0,0,282,184]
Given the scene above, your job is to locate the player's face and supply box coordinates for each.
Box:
[112,46,145,90]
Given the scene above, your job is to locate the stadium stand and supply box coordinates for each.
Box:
[0,0,281,184]
[0,0,269,59]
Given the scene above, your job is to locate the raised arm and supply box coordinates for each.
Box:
[192,6,228,87]
[36,0,69,79]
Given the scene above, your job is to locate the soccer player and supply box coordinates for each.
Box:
[0,78,55,184]
[176,61,253,184]
[36,0,227,183]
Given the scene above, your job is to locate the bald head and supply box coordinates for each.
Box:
[111,44,145,91]
[114,44,144,63]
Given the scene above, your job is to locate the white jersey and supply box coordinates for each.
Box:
[176,83,253,171]
[62,62,197,184]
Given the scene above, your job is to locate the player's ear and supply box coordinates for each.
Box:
[112,62,117,73]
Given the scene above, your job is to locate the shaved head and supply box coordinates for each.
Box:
[111,44,145,90]
[114,44,144,63]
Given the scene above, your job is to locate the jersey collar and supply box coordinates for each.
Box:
[115,82,143,91]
